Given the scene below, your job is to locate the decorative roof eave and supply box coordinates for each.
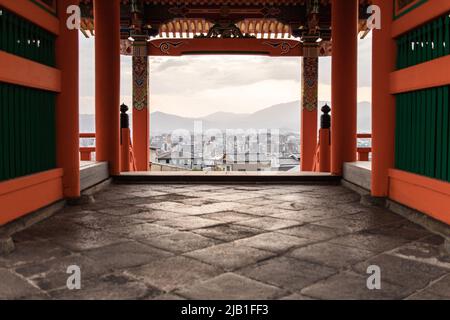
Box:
[79,0,373,42]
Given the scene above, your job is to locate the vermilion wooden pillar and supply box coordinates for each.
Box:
[371,0,396,196]
[301,56,319,171]
[94,0,121,175]
[331,0,358,175]
[56,0,80,198]
[132,55,150,171]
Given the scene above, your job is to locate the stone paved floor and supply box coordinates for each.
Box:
[1,184,450,300]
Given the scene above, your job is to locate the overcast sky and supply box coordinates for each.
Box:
[79,32,372,117]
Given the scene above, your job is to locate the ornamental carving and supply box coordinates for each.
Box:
[150,41,185,54]
[302,57,318,112]
[262,41,300,55]
[195,22,255,39]
[133,56,149,111]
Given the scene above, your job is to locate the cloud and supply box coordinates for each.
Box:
[79,32,372,116]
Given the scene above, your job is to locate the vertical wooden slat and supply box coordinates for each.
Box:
[395,94,401,168]
[430,88,436,178]
[445,15,450,56]
[436,87,443,179]
[441,86,449,181]
[0,84,5,181]
[0,6,55,66]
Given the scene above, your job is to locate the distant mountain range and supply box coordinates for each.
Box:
[80,100,372,134]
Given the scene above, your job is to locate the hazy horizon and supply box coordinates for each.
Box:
[79,32,372,117]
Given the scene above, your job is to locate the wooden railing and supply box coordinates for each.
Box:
[79,133,96,161]
[313,132,372,172]
[79,131,137,171]
[357,133,372,161]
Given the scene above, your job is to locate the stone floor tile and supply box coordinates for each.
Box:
[313,217,388,233]
[235,217,301,231]
[192,224,264,242]
[14,255,109,291]
[97,205,147,216]
[405,291,450,300]
[142,231,221,253]
[82,241,173,269]
[49,272,159,300]
[185,243,275,271]
[201,211,257,223]
[0,268,44,299]
[126,256,222,292]
[206,193,262,202]
[273,208,349,223]
[130,210,185,221]
[301,271,411,300]
[233,197,285,206]
[278,224,346,241]
[238,256,336,293]
[107,223,176,240]
[235,206,299,217]
[0,240,72,268]
[352,254,448,291]
[72,213,142,230]
[234,232,312,253]
[279,293,315,300]
[132,190,168,198]
[389,241,450,270]
[155,216,224,231]
[289,242,376,269]
[344,209,405,225]
[53,227,128,252]
[413,274,450,298]
[150,293,186,300]
[176,273,286,300]
[329,232,411,253]
[363,222,431,241]
[177,198,220,206]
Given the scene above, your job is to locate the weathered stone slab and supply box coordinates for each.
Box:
[201,211,256,223]
[238,256,336,292]
[0,268,44,299]
[15,255,109,291]
[353,254,448,291]
[289,242,375,269]
[192,224,263,242]
[49,272,158,300]
[126,256,222,292]
[185,243,275,271]
[155,216,224,231]
[0,240,71,268]
[236,217,301,231]
[301,271,411,300]
[329,232,410,253]
[108,223,176,240]
[143,231,220,254]
[278,224,345,241]
[176,273,286,300]
[83,241,172,269]
[234,232,312,253]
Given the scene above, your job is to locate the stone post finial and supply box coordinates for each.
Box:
[120,103,129,129]
[321,104,331,129]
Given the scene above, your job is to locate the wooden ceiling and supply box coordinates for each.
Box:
[79,0,372,39]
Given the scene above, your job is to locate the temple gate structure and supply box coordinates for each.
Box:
[0,0,449,230]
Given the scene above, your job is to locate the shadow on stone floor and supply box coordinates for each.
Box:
[1,184,449,300]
